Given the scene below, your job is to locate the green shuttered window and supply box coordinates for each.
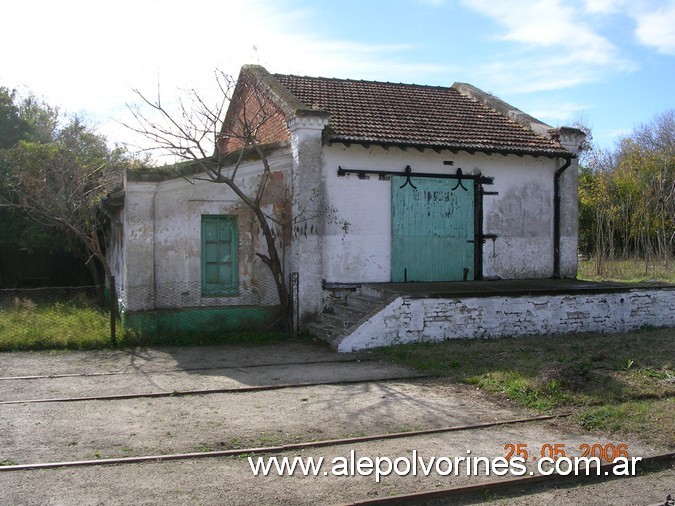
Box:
[201,215,238,296]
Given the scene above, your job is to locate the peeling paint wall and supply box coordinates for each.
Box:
[321,144,571,284]
[338,288,675,352]
[287,116,329,320]
[482,160,556,279]
[114,138,579,324]
[119,149,293,313]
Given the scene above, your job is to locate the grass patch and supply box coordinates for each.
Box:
[376,328,674,448]
[578,258,675,284]
[0,296,288,351]
[0,297,113,351]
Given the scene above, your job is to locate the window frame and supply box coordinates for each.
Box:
[201,215,239,296]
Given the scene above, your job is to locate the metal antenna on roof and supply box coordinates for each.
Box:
[156,71,161,108]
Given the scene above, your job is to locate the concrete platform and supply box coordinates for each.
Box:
[367,278,673,298]
[334,280,675,352]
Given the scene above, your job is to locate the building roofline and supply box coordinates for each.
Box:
[451,82,554,138]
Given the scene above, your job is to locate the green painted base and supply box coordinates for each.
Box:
[121,305,281,336]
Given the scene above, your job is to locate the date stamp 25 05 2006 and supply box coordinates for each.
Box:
[505,442,631,462]
[503,442,644,477]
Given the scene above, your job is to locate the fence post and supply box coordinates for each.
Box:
[109,275,117,345]
[291,272,299,337]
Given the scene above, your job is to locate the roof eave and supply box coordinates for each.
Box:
[328,138,572,159]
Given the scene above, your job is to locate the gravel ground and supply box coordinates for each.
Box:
[0,342,671,505]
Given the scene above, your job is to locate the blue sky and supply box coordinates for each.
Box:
[2,0,674,154]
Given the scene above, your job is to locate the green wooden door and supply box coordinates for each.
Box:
[201,215,238,295]
[391,176,474,282]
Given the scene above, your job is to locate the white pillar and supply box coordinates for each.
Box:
[288,114,329,324]
[555,127,587,278]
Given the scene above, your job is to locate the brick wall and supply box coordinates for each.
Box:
[219,78,290,154]
[338,288,675,351]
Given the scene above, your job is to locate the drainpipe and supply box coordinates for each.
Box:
[553,157,573,278]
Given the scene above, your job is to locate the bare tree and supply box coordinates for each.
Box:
[125,71,296,328]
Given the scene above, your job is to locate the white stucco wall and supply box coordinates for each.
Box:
[338,288,675,352]
[120,149,292,312]
[321,144,570,284]
[287,117,329,319]
[481,158,556,279]
[115,139,579,320]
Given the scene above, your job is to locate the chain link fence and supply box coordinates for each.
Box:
[0,285,110,350]
[117,277,283,343]
[0,277,286,350]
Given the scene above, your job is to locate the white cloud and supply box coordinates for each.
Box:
[582,0,627,13]
[1,0,456,151]
[634,2,675,54]
[582,0,675,54]
[414,0,447,5]
[527,101,592,125]
[457,0,636,94]
[463,0,613,53]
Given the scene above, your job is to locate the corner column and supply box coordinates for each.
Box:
[288,113,329,325]
[554,128,586,278]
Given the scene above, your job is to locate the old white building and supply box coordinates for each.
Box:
[106,64,589,340]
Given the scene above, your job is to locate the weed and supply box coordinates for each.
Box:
[234,452,256,460]
[257,435,275,445]
[578,258,675,284]
[377,328,675,449]
[227,436,242,448]
[0,459,18,466]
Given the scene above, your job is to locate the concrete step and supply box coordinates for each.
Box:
[332,303,369,320]
[307,322,345,346]
[346,293,383,312]
[319,312,359,330]
[360,284,388,300]
[309,287,392,350]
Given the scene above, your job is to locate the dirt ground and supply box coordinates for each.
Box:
[0,341,672,505]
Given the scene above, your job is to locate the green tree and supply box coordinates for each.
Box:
[0,89,130,288]
[0,87,31,149]
[578,110,674,271]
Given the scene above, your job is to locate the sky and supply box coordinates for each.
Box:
[2,0,674,155]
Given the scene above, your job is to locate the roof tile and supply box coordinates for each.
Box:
[273,74,569,157]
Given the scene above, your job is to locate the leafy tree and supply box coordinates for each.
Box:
[0,87,31,149]
[0,89,130,288]
[578,110,674,271]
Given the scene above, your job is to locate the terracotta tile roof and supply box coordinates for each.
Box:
[273,74,570,157]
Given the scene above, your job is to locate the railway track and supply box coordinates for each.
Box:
[2,403,671,505]
[0,413,570,472]
[340,452,675,505]
[0,357,376,381]
[2,348,671,504]
[0,373,428,405]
